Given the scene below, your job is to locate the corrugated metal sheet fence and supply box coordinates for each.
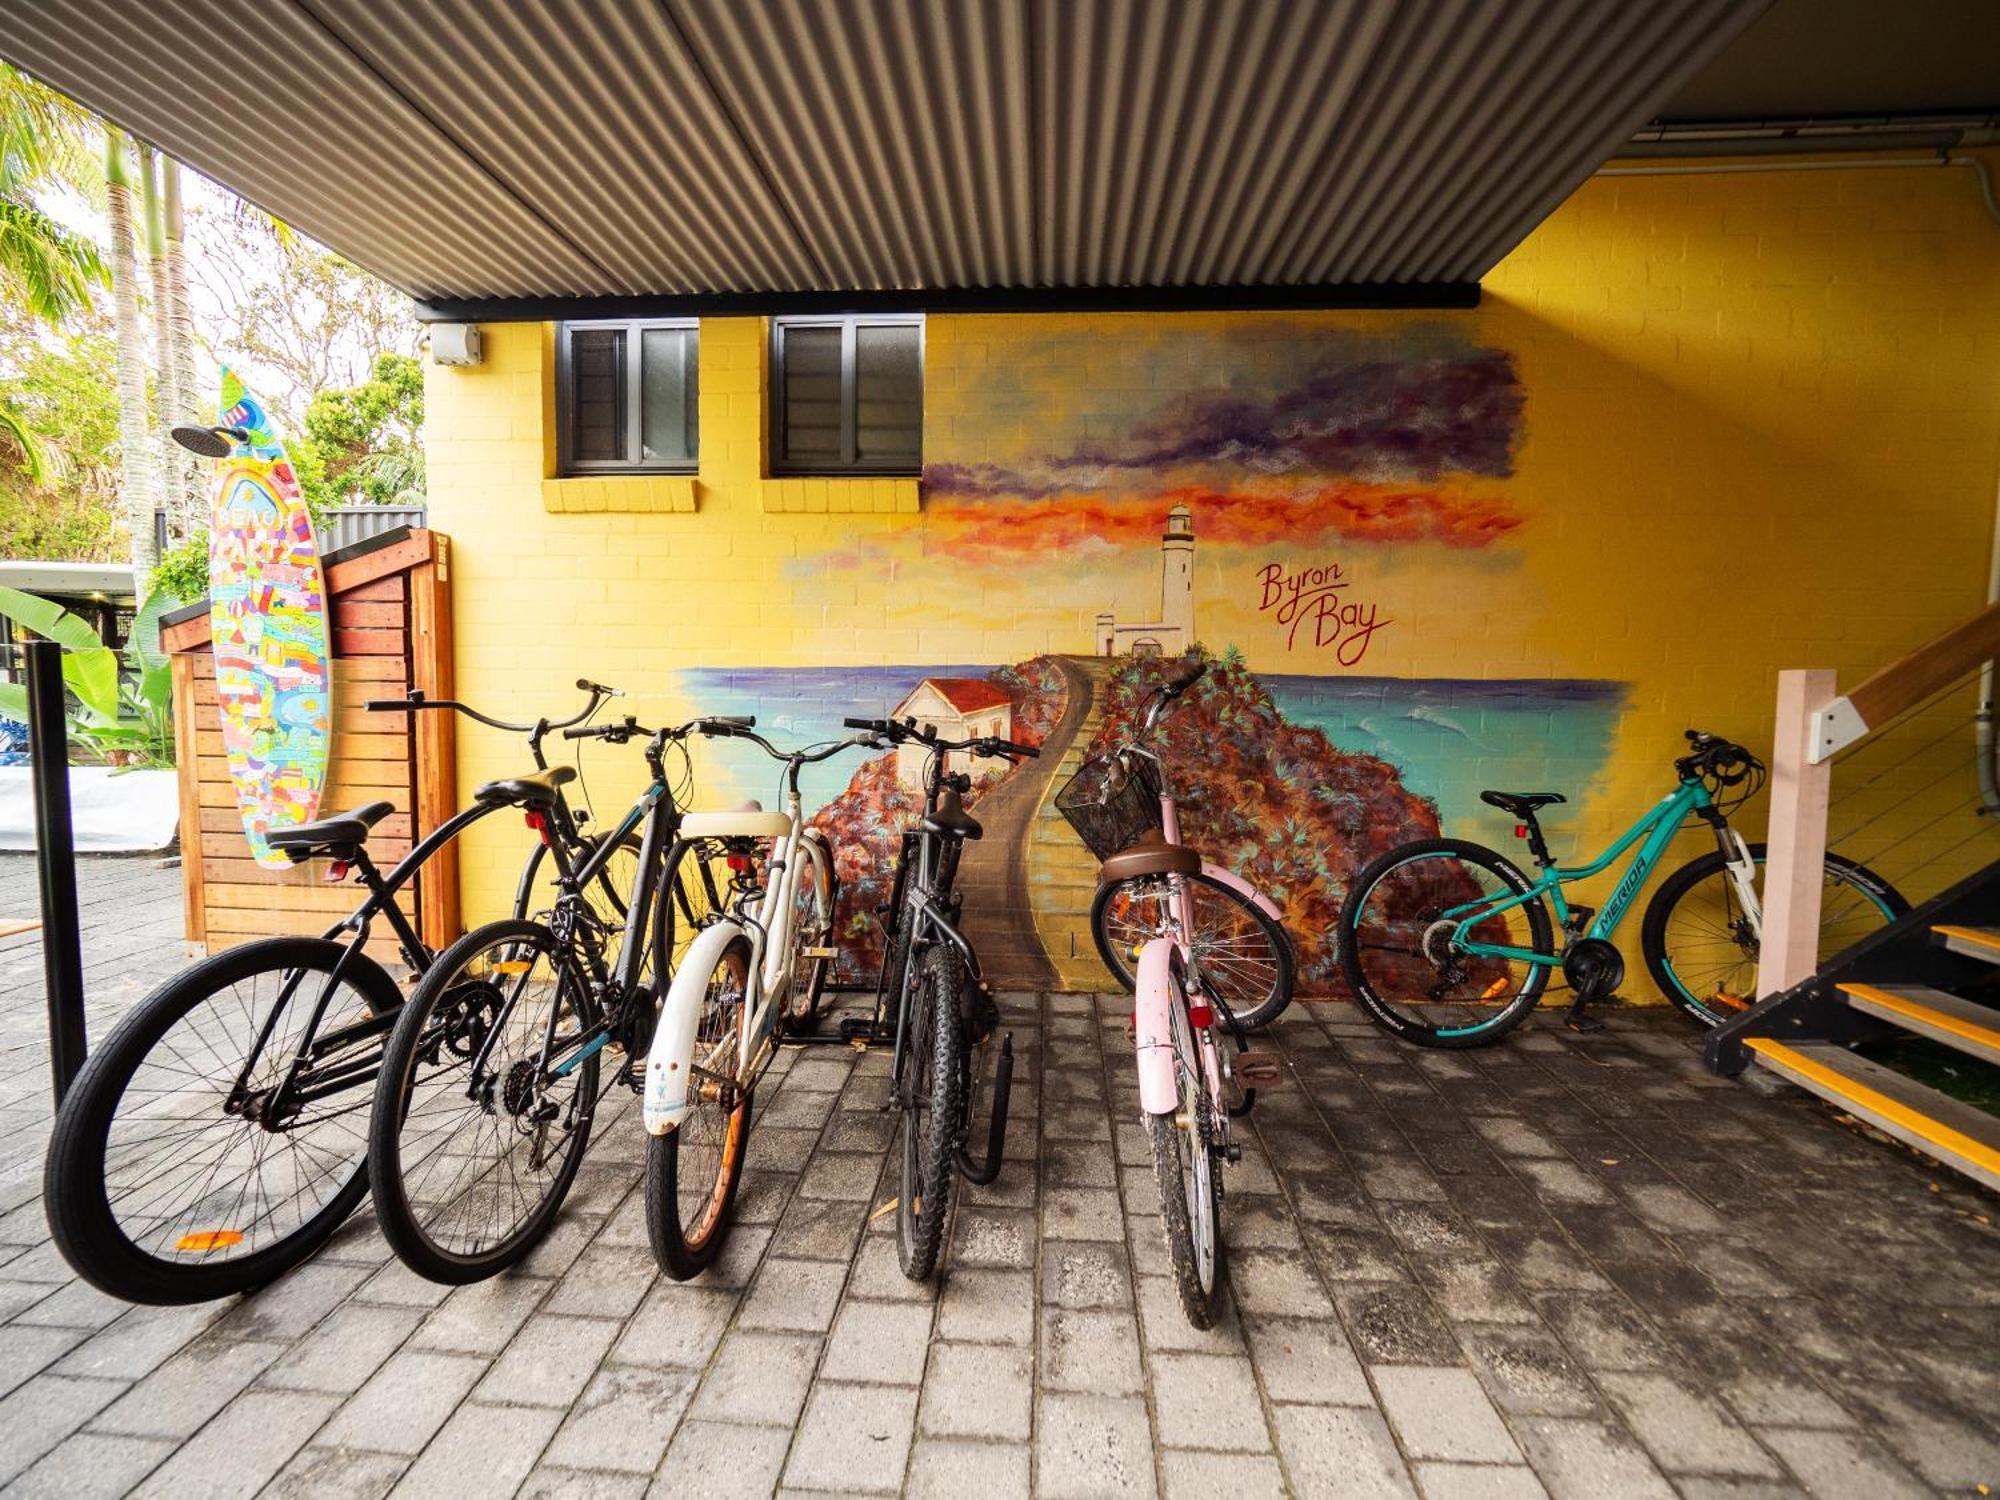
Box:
[323,506,427,552]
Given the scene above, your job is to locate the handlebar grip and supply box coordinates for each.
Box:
[998,738,1040,759]
[562,725,597,740]
[1163,662,1209,697]
[362,699,401,712]
[843,716,886,732]
[712,715,755,728]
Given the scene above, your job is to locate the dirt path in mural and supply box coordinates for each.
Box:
[956,656,1097,989]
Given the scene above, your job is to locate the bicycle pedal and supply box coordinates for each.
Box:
[1223,1142,1243,1164]
[1564,1010,1607,1034]
[1234,1052,1285,1087]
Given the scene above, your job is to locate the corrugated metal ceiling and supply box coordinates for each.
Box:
[0,0,1768,305]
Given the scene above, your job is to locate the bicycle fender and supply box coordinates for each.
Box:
[1134,939,1181,1116]
[1197,862,1284,923]
[643,919,744,1136]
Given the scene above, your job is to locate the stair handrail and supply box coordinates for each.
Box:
[1759,599,2000,999]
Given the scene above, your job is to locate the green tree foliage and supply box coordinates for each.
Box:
[293,351,424,511]
[0,326,122,560]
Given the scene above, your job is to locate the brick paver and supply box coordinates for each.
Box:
[1,854,1997,1495]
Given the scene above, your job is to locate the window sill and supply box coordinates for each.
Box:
[761,477,919,515]
[541,475,698,514]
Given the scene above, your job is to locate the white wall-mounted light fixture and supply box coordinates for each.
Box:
[430,323,483,366]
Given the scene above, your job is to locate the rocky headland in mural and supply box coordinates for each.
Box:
[1088,648,1444,992]
[811,655,1069,980]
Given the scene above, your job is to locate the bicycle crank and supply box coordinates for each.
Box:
[1560,938,1623,1032]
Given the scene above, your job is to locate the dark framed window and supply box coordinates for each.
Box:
[556,318,698,474]
[770,314,923,476]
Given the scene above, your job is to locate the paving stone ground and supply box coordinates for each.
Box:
[1,854,1997,1497]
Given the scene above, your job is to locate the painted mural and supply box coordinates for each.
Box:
[207,368,333,869]
[684,320,1626,991]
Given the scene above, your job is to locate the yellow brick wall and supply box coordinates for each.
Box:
[425,153,2000,993]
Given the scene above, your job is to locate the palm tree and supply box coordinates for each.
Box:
[103,126,160,577]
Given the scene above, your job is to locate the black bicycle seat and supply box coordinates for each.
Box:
[474,765,577,809]
[924,788,983,841]
[266,800,396,861]
[1480,790,1566,819]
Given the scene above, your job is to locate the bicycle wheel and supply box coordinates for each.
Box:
[1146,966,1224,1329]
[369,920,599,1284]
[45,937,399,1304]
[1338,839,1556,1048]
[783,832,835,1030]
[898,943,965,1281]
[653,838,738,985]
[1092,870,1296,1030]
[646,933,752,1280]
[1642,844,1908,1026]
[516,832,645,972]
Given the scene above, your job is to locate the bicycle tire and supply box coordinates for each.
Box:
[646,932,754,1280]
[1092,870,1297,1030]
[369,919,599,1284]
[45,936,399,1304]
[898,943,965,1281]
[1338,838,1556,1049]
[652,838,739,989]
[1642,844,1908,1027]
[1146,968,1224,1329]
[783,830,835,1030]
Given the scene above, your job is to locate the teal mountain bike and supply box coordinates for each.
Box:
[1337,731,1908,1048]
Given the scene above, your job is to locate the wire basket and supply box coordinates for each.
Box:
[1055,751,1163,860]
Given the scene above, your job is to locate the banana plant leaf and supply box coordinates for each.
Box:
[0,584,124,724]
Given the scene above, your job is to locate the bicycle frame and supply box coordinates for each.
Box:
[1451,778,1728,965]
[642,767,833,1134]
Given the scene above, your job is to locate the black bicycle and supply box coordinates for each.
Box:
[839,714,1037,1280]
[42,681,653,1304]
[365,710,781,1284]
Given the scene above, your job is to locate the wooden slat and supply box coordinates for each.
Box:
[1849,601,2000,731]
[197,814,413,847]
[333,601,403,630]
[197,772,407,809]
[206,882,366,914]
[203,924,402,965]
[190,654,406,683]
[171,654,206,944]
[196,729,407,762]
[194,755,411,790]
[410,541,459,947]
[343,576,406,604]
[331,627,405,656]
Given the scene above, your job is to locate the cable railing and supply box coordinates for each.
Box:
[1759,601,2000,998]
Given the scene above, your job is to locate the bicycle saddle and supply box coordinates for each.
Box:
[266,800,396,861]
[474,765,577,809]
[1480,790,1565,818]
[1098,830,1200,883]
[924,787,983,841]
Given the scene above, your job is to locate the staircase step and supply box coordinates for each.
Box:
[1932,925,2000,964]
[1838,983,2000,1066]
[1745,1038,2000,1193]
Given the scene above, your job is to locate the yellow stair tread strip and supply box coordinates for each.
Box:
[1933,924,2000,951]
[1745,1038,2000,1175]
[1838,983,2000,1050]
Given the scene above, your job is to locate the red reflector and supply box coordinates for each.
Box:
[325,861,350,884]
[1189,1002,1215,1028]
[1515,824,1528,838]
[524,810,549,846]
[727,855,750,873]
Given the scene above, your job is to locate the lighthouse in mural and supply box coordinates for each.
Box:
[1096,504,1196,657]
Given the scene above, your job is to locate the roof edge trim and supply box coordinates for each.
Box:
[413,281,1481,324]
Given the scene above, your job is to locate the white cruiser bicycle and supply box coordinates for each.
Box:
[640,722,877,1277]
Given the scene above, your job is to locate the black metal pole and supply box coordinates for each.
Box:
[24,640,86,1104]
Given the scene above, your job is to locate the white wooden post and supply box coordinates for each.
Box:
[1757,668,1838,998]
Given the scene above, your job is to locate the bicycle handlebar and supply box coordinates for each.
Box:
[364,684,611,735]
[842,717,1039,761]
[562,713,758,745]
[1678,729,1761,786]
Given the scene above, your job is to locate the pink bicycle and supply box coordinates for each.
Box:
[1058,661,1288,1324]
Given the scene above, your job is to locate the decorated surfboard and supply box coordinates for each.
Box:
[207,368,333,869]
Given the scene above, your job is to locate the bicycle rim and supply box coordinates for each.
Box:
[379,925,597,1270]
[1655,855,1901,1024]
[672,940,750,1254]
[784,848,830,1027]
[1346,850,1547,1041]
[1167,984,1219,1295]
[1096,872,1291,1026]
